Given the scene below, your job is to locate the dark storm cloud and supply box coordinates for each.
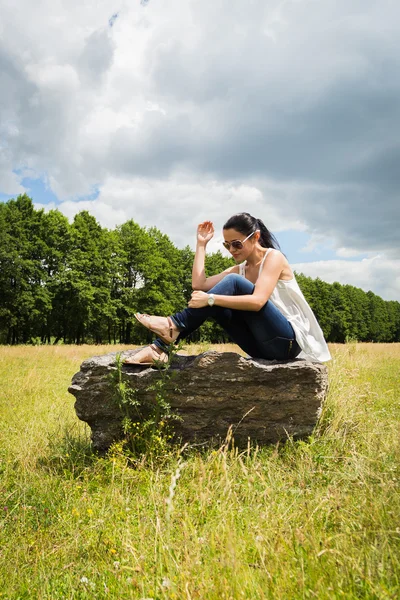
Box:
[79,28,115,85]
[0,43,36,116]
[1,0,399,262]
[101,0,400,255]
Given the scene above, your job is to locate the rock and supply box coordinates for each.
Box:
[68,349,329,453]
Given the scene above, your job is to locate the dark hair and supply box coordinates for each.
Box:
[223,212,281,250]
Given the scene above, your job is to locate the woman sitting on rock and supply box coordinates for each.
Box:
[125,212,331,365]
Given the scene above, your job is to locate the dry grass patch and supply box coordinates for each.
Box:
[0,342,399,599]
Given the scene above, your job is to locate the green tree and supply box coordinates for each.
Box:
[38,209,71,343]
[366,291,391,342]
[387,301,400,342]
[342,285,371,342]
[115,221,161,343]
[1,196,398,346]
[54,211,113,344]
[0,195,53,343]
[179,245,195,303]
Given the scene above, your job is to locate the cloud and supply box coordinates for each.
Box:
[1,0,400,298]
[79,28,115,85]
[0,152,25,195]
[292,255,400,301]
[37,175,304,250]
[335,247,366,259]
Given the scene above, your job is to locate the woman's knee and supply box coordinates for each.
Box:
[220,273,252,293]
[224,273,242,282]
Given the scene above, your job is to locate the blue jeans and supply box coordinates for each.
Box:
[154,274,301,360]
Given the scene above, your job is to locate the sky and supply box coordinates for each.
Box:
[1,0,399,300]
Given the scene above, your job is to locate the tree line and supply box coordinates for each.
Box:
[0,195,399,345]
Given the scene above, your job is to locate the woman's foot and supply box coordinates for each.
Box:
[124,344,168,366]
[134,314,180,344]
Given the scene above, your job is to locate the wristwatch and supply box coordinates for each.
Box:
[208,293,215,306]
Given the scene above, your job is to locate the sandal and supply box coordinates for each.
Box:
[124,344,168,367]
[134,313,178,345]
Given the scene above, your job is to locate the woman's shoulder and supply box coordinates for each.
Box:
[267,247,284,258]
[263,247,285,263]
[263,248,294,280]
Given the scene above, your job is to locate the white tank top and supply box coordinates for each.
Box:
[239,249,331,362]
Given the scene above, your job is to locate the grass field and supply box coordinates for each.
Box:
[0,343,399,599]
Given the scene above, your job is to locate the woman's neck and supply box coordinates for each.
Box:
[245,245,268,267]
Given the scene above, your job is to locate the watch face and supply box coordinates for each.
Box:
[208,295,215,306]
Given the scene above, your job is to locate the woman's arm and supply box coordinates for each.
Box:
[192,221,238,291]
[190,250,284,310]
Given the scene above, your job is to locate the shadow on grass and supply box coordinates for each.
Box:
[36,419,326,481]
[37,422,99,479]
[36,422,185,476]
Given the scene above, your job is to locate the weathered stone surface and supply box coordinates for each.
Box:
[68,349,329,452]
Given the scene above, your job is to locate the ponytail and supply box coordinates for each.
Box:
[255,218,281,250]
[223,212,281,250]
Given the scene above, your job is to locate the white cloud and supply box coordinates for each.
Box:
[0,151,25,195]
[292,255,400,301]
[1,0,400,299]
[336,247,366,258]
[42,175,303,249]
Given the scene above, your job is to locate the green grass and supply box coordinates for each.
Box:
[0,343,399,599]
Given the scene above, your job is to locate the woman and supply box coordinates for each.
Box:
[125,212,331,365]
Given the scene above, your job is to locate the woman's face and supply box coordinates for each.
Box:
[222,228,257,262]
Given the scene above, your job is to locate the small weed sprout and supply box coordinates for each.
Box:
[109,348,183,462]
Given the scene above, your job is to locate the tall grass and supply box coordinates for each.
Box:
[0,343,399,599]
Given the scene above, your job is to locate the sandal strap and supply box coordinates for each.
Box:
[150,343,165,356]
[135,313,176,345]
[149,344,168,364]
[167,316,174,340]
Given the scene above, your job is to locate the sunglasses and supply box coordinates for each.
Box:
[222,230,258,251]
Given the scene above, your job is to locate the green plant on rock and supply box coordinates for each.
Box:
[109,347,183,462]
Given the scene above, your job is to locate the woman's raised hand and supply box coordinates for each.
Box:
[197,221,215,246]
